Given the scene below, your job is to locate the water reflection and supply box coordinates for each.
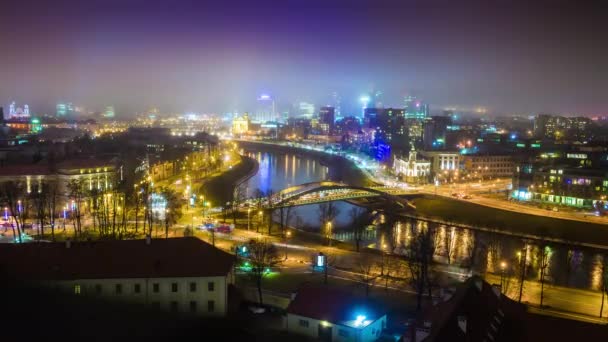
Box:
[243,149,607,291]
[377,217,606,290]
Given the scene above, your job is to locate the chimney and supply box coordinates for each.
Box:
[145,235,151,245]
[65,239,71,249]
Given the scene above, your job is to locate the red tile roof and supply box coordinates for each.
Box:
[0,237,234,280]
[287,286,383,324]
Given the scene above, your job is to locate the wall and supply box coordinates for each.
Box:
[51,275,229,316]
[286,313,387,342]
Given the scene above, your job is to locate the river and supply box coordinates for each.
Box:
[242,147,606,291]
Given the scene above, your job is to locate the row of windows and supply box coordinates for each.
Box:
[74,281,215,295]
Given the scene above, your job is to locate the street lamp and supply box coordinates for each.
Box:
[247,208,251,231]
[500,261,507,293]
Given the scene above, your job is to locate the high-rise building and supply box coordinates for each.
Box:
[423,116,452,150]
[104,106,115,119]
[330,92,342,120]
[318,106,335,134]
[254,94,276,123]
[533,114,592,142]
[404,96,428,120]
[56,102,75,117]
[297,102,315,119]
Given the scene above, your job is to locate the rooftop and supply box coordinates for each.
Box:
[0,237,235,280]
[287,286,384,328]
[407,276,608,342]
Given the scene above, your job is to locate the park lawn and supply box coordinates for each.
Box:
[408,195,608,246]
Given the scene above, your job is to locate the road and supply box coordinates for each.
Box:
[235,138,608,225]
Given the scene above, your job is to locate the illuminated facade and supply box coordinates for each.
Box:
[393,149,431,183]
[8,101,30,119]
[513,165,608,209]
[232,113,250,136]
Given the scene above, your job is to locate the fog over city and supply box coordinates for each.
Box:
[1,0,607,116]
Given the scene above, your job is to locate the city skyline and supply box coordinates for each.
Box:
[1,1,607,116]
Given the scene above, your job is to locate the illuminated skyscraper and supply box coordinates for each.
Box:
[404,96,428,120]
[330,92,342,120]
[254,94,275,123]
[56,102,75,117]
[319,106,335,134]
[297,102,315,119]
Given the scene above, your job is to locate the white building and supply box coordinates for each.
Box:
[0,237,235,316]
[393,149,431,183]
[286,286,387,342]
[420,151,461,176]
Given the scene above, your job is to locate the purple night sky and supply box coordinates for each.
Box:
[0,0,606,116]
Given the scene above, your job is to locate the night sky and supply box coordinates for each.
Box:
[1,0,606,116]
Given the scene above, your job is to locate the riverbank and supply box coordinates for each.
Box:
[406,194,608,248]
[199,155,258,205]
[236,140,374,187]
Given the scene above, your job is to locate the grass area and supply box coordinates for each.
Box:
[199,156,257,205]
[408,194,608,246]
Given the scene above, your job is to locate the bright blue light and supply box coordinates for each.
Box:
[510,133,517,140]
[354,315,366,327]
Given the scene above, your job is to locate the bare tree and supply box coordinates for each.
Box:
[31,184,48,240]
[159,187,184,239]
[406,222,438,311]
[231,184,247,225]
[0,181,26,243]
[443,226,457,265]
[318,202,340,245]
[246,239,283,305]
[600,255,608,319]
[67,179,85,238]
[46,182,59,241]
[357,255,377,298]
[277,204,295,237]
[349,207,368,252]
[538,244,551,308]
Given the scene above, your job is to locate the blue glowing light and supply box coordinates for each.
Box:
[354,315,366,327]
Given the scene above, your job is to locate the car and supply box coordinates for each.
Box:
[248,306,266,314]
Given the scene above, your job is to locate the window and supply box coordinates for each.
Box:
[95,284,102,294]
[115,284,122,294]
[298,319,309,328]
[170,301,178,312]
[153,283,159,293]
[207,300,215,313]
[189,301,197,313]
[172,283,178,293]
[190,282,197,292]
[208,281,215,292]
[338,329,349,337]
[134,284,141,294]
[74,284,81,295]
